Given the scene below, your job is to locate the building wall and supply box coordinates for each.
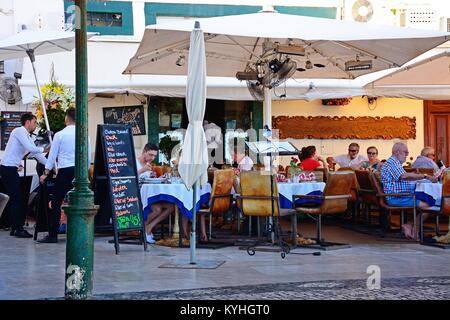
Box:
[271,97,424,165]
[87,93,149,157]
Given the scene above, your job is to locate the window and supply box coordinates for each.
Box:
[64,0,133,36]
[87,12,123,27]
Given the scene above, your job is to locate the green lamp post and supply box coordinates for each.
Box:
[63,0,99,299]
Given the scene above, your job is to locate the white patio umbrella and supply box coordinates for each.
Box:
[178,21,209,264]
[124,10,449,126]
[364,49,450,100]
[0,30,94,139]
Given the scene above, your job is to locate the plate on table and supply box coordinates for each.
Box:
[141,178,166,184]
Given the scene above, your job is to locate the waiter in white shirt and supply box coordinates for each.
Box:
[0,113,48,238]
[38,108,82,243]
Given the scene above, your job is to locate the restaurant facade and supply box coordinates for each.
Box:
[1,0,449,167]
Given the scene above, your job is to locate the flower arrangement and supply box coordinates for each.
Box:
[321,98,352,106]
[290,156,302,168]
[32,71,75,135]
[288,156,303,177]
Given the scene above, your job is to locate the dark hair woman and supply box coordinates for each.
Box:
[299,146,327,171]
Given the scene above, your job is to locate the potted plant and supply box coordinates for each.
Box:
[321,98,352,106]
[159,135,181,165]
[288,156,303,178]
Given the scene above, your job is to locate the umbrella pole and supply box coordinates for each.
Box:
[264,87,272,128]
[27,50,53,145]
[190,181,197,264]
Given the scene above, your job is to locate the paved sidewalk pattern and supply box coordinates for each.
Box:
[95,276,450,300]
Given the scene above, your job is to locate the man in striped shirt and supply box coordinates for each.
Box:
[380,142,435,238]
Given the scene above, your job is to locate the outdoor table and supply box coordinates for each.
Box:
[140,182,212,221]
[277,182,326,208]
[415,181,442,207]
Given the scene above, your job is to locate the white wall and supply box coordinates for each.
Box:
[12,0,65,32]
[271,97,424,166]
[87,93,148,159]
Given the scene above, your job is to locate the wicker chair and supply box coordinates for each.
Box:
[238,171,296,243]
[416,168,434,176]
[198,169,234,240]
[293,171,354,249]
[370,173,417,239]
[0,192,9,219]
[355,170,379,225]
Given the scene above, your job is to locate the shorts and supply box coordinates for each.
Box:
[386,196,421,207]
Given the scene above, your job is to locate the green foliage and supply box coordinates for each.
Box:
[159,135,180,164]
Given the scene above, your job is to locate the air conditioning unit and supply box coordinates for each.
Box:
[343,0,395,26]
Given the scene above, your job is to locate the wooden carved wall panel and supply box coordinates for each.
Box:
[272,116,416,140]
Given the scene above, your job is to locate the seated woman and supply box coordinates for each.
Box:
[299,145,327,171]
[358,146,381,171]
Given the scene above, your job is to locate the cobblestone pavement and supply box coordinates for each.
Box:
[94,276,450,300]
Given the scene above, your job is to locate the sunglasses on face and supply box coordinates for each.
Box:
[348,149,359,153]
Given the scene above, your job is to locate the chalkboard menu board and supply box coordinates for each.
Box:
[1,111,27,150]
[93,124,147,254]
[103,105,146,136]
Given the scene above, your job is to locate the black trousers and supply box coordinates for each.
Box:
[0,165,25,229]
[48,167,75,238]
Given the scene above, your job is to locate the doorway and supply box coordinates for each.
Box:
[424,101,450,166]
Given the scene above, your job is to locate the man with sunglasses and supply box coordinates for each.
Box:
[411,146,439,173]
[333,142,367,169]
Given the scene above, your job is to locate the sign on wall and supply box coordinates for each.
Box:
[103,105,146,136]
[272,116,416,140]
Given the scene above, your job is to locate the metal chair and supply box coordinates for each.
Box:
[293,171,354,250]
[419,170,450,247]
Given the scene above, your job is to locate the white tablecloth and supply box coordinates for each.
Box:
[277,182,326,208]
[140,182,212,220]
[415,182,442,207]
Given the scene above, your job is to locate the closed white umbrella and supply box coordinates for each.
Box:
[178,21,208,264]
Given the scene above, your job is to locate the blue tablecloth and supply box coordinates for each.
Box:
[140,183,211,221]
[277,182,325,208]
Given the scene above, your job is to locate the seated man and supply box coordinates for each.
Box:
[334,142,367,169]
[136,143,158,178]
[326,157,337,171]
[137,143,175,243]
[380,142,436,238]
[144,202,175,244]
[411,146,439,173]
[231,145,253,172]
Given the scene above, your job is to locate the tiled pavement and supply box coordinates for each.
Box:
[2,221,450,300]
[95,276,450,300]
